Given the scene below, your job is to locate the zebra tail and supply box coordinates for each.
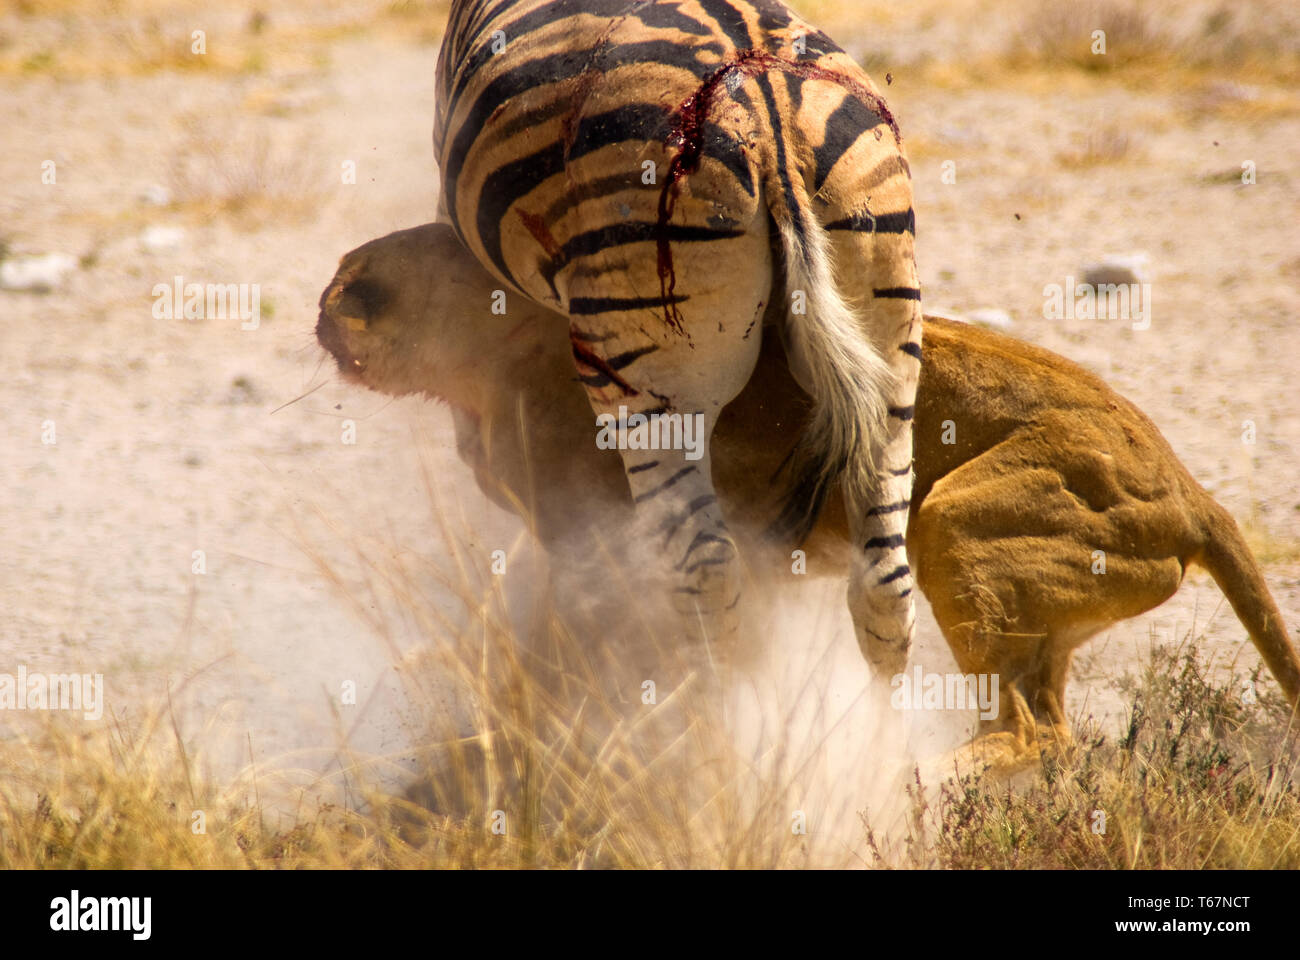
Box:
[768,189,895,544]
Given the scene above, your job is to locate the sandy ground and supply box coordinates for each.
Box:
[2,1,1298,840]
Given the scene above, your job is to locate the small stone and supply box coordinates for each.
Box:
[1202,81,1261,104]
[1082,253,1150,287]
[138,184,171,206]
[0,253,77,292]
[937,124,983,147]
[140,225,186,254]
[266,88,323,114]
[228,375,260,404]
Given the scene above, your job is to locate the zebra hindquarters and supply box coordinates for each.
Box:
[817,150,923,679]
[565,225,771,647]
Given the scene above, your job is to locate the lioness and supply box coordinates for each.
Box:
[317,223,1300,768]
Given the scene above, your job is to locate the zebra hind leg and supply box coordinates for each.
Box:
[567,309,763,650]
[830,249,923,681]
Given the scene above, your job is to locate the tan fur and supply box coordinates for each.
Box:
[318,223,1300,773]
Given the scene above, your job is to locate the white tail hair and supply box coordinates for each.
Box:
[772,209,896,541]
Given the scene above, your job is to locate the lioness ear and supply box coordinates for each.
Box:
[332,289,372,331]
[324,256,391,331]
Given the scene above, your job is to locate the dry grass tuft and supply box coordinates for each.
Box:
[898,641,1300,869]
[165,114,325,226]
[1056,124,1137,168]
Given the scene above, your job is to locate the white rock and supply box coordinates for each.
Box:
[1203,81,1262,103]
[967,308,1014,331]
[267,88,324,114]
[140,225,186,253]
[1082,253,1150,286]
[138,184,172,206]
[0,253,77,292]
[937,124,984,147]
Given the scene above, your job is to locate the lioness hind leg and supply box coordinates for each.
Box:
[911,448,1188,777]
[1022,647,1076,748]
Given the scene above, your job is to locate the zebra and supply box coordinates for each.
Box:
[432,0,922,673]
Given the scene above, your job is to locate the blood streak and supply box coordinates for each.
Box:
[654,48,902,334]
[654,52,760,335]
[515,208,564,261]
[571,332,640,397]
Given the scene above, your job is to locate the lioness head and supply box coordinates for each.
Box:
[317,222,524,404]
